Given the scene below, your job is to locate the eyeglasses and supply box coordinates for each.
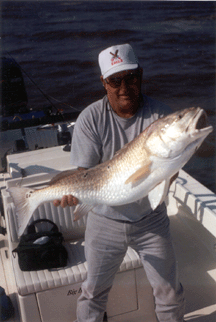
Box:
[105,71,141,88]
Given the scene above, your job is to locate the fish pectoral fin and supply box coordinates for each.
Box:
[125,163,151,185]
[73,204,95,221]
[148,179,170,210]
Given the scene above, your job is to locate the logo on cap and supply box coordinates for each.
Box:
[110,50,123,66]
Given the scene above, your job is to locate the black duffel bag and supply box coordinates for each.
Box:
[13,219,68,271]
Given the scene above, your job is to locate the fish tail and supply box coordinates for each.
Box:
[7,187,39,236]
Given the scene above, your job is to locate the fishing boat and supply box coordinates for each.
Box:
[0,59,216,322]
[0,133,216,322]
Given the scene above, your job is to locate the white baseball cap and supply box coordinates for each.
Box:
[98,44,139,79]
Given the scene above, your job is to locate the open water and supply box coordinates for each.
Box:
[1,1,216,192]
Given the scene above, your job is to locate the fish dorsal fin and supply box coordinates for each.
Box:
[73,204,95,221]
[125,162,151,185]
[50,169,79,185]
[148,179,170,210]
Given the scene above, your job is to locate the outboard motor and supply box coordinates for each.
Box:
[1,57,29,116]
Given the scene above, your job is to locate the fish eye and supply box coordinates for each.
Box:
[178,114,183,119]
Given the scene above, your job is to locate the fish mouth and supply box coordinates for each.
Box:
[187,108,213,137]
[195,109,208,130]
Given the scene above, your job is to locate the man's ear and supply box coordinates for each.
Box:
[100,76,106,88]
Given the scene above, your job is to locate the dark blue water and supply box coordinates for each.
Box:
[1,1,216,192]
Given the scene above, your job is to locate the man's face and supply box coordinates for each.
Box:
[101,68,143,117]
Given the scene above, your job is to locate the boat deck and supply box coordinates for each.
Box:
[0,148,216,321]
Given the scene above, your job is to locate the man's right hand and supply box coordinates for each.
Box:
[53,195,79,208]
[53,168,85,208]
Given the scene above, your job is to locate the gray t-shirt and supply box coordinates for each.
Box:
[70,94,171,221]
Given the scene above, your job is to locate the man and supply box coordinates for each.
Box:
[54,44,185,321]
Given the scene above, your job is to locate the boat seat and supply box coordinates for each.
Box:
[12,239,141,297]
[6,203,142,297]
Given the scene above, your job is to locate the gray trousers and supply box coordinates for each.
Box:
[75,207,185,322]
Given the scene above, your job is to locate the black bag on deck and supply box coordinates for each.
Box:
[12,219,68,271]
